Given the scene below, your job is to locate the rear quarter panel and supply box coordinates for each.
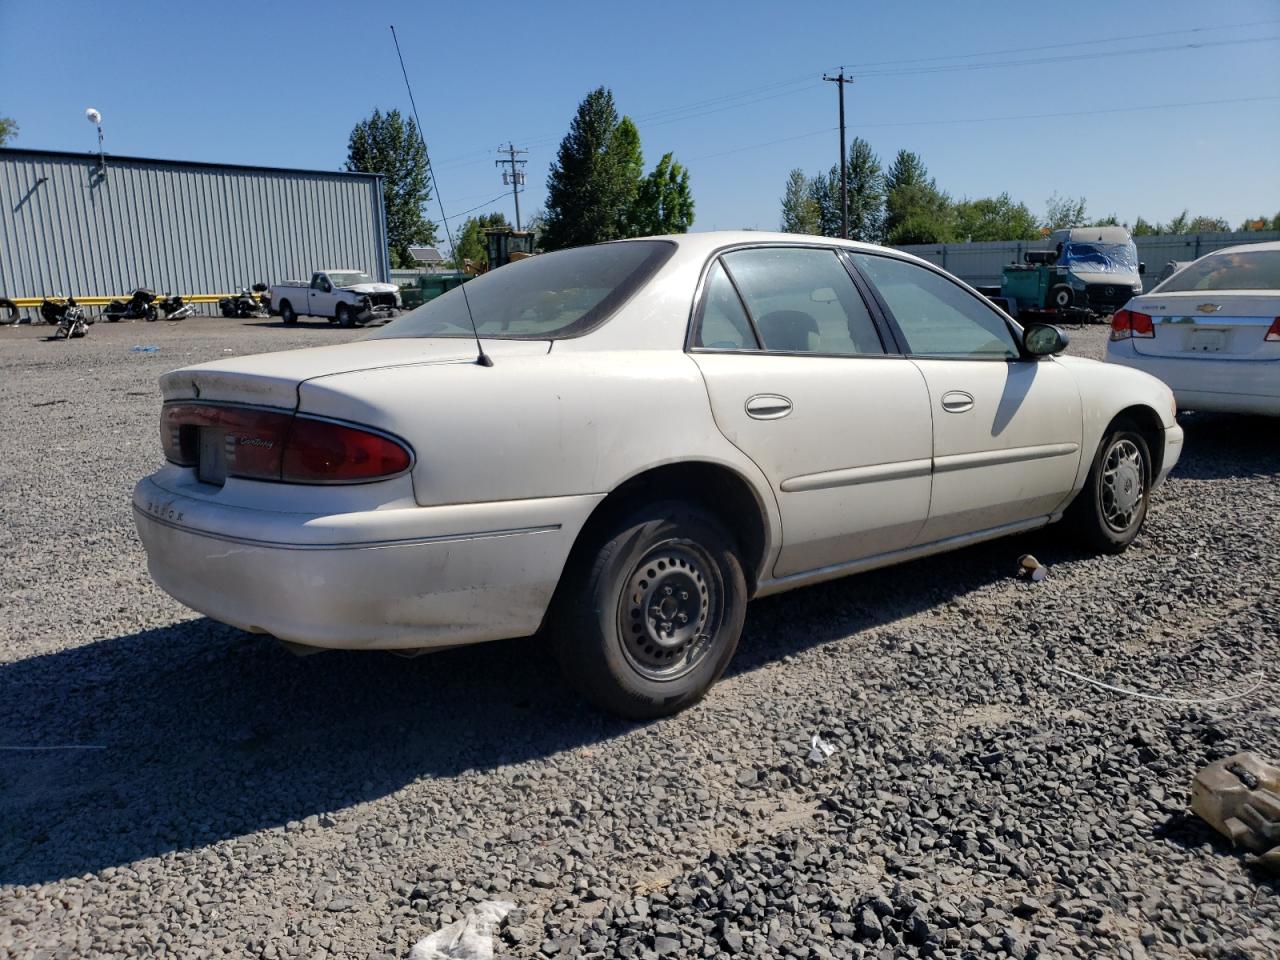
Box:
[296,348,782,538]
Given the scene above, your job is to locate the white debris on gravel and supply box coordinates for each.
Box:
[0,318,1277,960]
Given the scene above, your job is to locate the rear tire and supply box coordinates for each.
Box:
[552,501,747,720]
[0,298,17,324]
[1066,420,1152,554]
[280,301,297,326]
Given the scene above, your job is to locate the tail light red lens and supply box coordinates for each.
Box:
[281,417,412,483]
[1266,318,1280,342]
[1111,309,1154,340]
[161,403,412,484]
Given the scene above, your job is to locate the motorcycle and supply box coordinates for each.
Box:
[219,283,269,318]
[48,297,89,339]
[103,288,158,322]
[156,293,196,320]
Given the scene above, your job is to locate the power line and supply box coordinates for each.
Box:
[848,35,1278,78]
[836,17,1280,69]
[441,191,512,224]
[688,95,1280,162]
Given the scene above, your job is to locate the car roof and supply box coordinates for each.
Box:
[624,230,941,269]
[1199,240,1280,256]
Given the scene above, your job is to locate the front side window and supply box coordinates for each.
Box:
[372,240,674,340]
[719,247,884,355]
[851,253,1019,359]
[1155,250,1280,292]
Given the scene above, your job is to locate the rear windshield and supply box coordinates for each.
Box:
[371,241,675,340]
[1155,250,1280,292]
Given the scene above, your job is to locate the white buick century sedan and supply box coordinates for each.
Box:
[134,233,1183,718]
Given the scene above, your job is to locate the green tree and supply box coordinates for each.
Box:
[1044,193,1087,231]
[1091,213,1120,227]
[0,116,17,146]
[780,168,821,234]
[808,167,842,238]
[952,193,1040,241]
[346,108,436,268]
[631,152,694,235]
[843,138,886,243]
[543,88,645,250]
[884,150,952,244]
[1132,216,1160,236]
[450,211,510,269]
[1163,210,1191,235]
[1187,215,1230,233]
[1272,212,1280,232]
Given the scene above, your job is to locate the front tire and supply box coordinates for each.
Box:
[553,502,747,720]
[1066,421,1151,554]
[1050,285,1074,311]
[335,304,354,328]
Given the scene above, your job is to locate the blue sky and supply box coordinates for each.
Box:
[3,0,1277,243]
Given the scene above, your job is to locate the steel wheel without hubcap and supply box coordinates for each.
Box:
[618,543,721,682]
[1100,438,1144,533]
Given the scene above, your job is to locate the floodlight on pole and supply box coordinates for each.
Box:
[85,107,105,176]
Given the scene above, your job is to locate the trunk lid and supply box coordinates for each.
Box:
[1126,291,1280,359]
[159,338,550,406]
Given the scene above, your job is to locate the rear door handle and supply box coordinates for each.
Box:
[941,390,974,413]
[745,394,793,420]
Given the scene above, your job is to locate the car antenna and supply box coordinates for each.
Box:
[390,24,492,367]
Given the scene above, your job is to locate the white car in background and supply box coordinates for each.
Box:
[134,233,1182,718]
[1107,241,1280,415]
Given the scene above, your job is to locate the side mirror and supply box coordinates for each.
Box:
[1023,322,1069,357]
[1138,262,1147,275]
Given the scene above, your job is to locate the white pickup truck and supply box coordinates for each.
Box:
[269,270,402,327]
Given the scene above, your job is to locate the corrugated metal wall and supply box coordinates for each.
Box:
[897,231,1280,292]
[0,149,388,299]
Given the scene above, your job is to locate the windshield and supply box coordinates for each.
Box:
[327,272,372,287]
[370,240,675,340]
[1155,250,1280,292]
[1060,241,1139,275]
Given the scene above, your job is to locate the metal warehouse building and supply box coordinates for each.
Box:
[0,148,389,301]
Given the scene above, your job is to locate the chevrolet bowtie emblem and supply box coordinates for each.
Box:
[1196,303,1221,314]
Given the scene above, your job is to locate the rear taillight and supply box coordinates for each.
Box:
[161,403,412,484]
[1266,318,1280,342]
[281,417,412,483]
[1111,309,1154,341]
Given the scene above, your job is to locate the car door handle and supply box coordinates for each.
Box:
[745,394,793,420]
[941,390,974,413]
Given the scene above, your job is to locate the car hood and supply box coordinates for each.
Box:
[341,282,400,295]
[159,338,550,407]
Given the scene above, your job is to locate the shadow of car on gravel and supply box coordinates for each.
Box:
[1174,413,1280,480]
[0,528,1077,886]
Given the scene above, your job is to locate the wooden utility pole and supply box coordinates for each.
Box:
[822,71,855,239]
[495,143,528,230]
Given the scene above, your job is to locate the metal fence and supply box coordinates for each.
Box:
[897,231,1280,292]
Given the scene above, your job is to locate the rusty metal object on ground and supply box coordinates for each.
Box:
[1191,752,1280,870]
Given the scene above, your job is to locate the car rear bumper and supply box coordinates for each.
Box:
[1106,342,1280,416]
[133,475,602,651]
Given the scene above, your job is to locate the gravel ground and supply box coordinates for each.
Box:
[1,316,1277,960]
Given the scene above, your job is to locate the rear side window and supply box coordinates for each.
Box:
[1156,250,1280,292]
[851,253,1019,359]
[719,247,884,355]
[694,261,759,349]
